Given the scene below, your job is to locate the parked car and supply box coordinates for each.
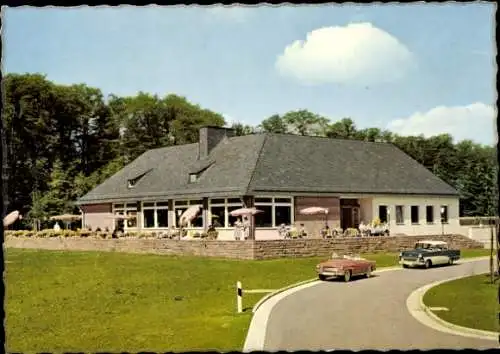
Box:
[316,253,377,282]
[399,240,460,269]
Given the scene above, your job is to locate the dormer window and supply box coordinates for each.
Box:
[189,173,199,183]
[127,169,152,189]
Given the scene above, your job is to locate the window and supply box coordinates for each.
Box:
[189,173,199,183]
[275,205,292,226]
[113,203,138,230]
[157,209,169,227]
[142,201,169,229]
[174,200,204,228]
[254,205,273,227]
[395,205,404,224]
[378,205,388,223]
[426,206,434,224]
[255,196,293,228]
[440,205,449,223]
[411,206,419,224]
[208,198,243,228]
[143,209,155,228]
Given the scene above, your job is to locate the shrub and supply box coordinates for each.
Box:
[98,232,107,239]
[344,228,360,237]
[207,230,218,240]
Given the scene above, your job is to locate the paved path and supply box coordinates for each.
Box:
[264,259,498,350]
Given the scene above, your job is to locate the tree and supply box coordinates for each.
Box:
[259,114,288,134]
[282,110,329,136]
[230,122,255,136]
[326,118,358,139]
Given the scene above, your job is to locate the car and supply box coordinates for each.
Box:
[399,240,461,269]
[316,253,377,282]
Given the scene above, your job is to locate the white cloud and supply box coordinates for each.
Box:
[205,5,252,23]
[387,103,497,145]
[275,22,414,86]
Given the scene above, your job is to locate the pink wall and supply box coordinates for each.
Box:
[81,203,113,231]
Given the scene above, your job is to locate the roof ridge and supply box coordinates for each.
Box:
[244,133,269,196]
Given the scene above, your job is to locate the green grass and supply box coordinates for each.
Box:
[423,273,499,332]
[5,248,490,352]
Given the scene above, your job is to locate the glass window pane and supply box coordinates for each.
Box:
[227,198,242,204]
[175,208,187,226]
[228,205,244,227]
[426,206,434,223]
[157,209,168,228]
[275,198,292,204]
[210,198,225,205]
[190,200,203,205]
[175,200,188,206]
[126,203,137,209]
[211,206,225,227]
[143,202,155,208]
[441,205,448,223]
[191,210,204,227]
[114,204,124,209]
[411,206,419,224]
[255,205,272,227]
[275,205,291,226]
[378,206,388,223]
[126,211,137,227]
[255,198,272,203]
[156,201,169,207]
[143,209,155,228]
[396,206,404,224]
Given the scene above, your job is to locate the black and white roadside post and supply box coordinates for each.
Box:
[236,281,243,313]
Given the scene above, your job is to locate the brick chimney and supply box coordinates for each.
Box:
[198,126,235,159]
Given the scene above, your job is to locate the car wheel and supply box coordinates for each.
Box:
[365,267,372,278]
[344,270,351,282]
[318,274,327,281]
[402,264,408,269]
[425,260,432,269]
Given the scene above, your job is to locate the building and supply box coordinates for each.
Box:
[76,126,461,239]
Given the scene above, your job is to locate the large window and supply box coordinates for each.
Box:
[411,206,419,224]
[209,198,243,228]
[254,197,293,228]
[440,205,449,223]
[113,203,138,229]
[141,201,169,229]
[174,200,204,228]
[378,205,388,223]
[426,206,434,224]
[395,205,404,225]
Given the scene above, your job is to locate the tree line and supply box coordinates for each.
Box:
[1,73,497,229]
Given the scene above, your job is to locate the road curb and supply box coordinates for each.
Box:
[244,264,403,352]
[407,269,498,342]
[244,256,491,351]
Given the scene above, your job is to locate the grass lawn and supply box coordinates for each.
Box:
[423,273,499,333]
[5,248,490,352]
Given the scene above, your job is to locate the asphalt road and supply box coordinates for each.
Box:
[264,259,498,350]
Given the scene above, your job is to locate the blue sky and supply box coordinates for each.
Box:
[3,4,497,145]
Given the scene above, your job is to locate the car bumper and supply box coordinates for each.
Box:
[317,269,344,277]
[399,259,425,267]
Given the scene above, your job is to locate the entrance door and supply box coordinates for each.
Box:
[341,207,354,230]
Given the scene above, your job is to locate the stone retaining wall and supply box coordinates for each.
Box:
[4,234,483,260]
[252,234,484,260]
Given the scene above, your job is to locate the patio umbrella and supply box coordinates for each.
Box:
[3,210,21,227]
[107,214,136,220]
[50,214,82,229]
[179,205,202,227]
[299,206,329,225]
[229,207,263,217]
[49,214,82,221]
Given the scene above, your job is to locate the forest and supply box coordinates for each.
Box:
[1,73,497,229]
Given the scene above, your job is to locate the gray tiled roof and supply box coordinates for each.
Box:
[77,133,458,204]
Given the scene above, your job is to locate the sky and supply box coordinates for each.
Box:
[3,4,497,145]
